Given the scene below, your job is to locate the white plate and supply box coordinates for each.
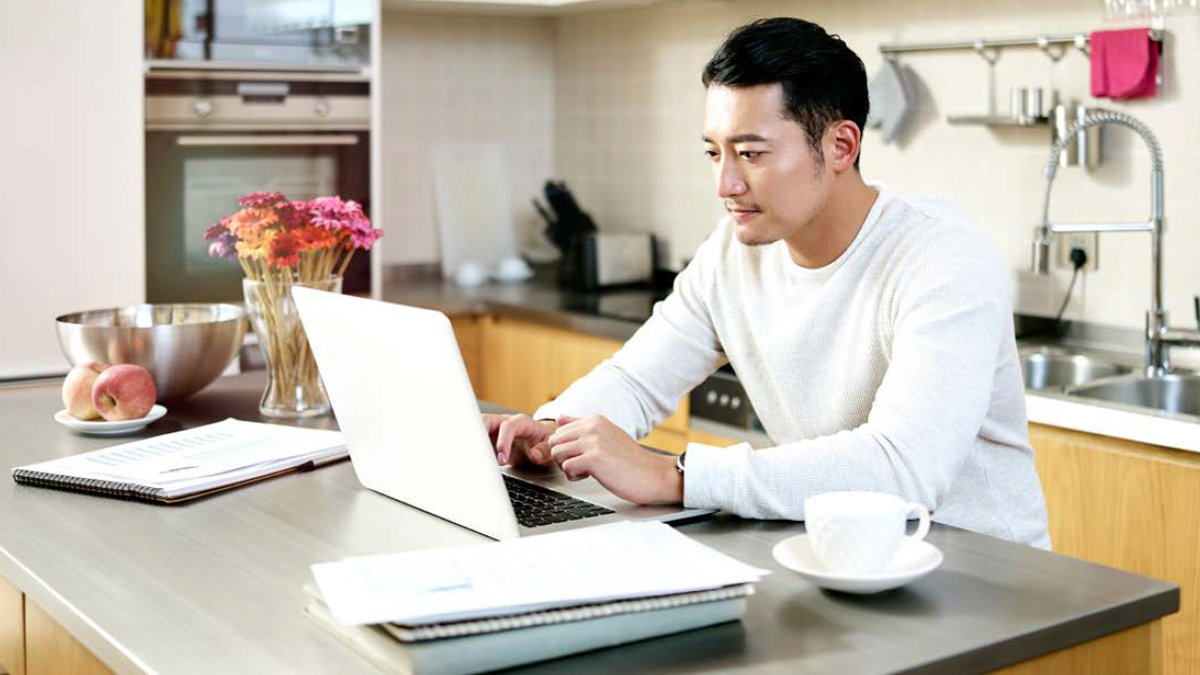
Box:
[772,533,943,594]
[54,405,168,436]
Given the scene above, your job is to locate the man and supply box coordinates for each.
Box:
[485,17,1049,548]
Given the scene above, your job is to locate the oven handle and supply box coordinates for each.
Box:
[175,135,360,147]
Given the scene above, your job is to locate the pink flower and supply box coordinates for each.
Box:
[237,192,289,209]
[203,217,232,242]
[304,196,374,235]
[349,227,383,250]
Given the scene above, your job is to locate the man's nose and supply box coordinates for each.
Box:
[716,158,747,198]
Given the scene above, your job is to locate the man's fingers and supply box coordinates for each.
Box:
[525,441,555,466]
[482,414,506,442]
[495,416,530,464]
[560,454,592,481]
[549,439,586,467]
[548,416,590,446]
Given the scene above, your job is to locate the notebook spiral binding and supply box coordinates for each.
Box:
[383,584,754,643]
[12,469,165,502]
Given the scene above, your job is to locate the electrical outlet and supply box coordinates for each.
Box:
[1057,233,1099,272]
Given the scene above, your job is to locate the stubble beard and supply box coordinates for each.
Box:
[734,223,780,247]
[736,232,779,247]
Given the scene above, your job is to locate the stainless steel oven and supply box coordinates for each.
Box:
[145,68,370,304]
[689,366,772,447]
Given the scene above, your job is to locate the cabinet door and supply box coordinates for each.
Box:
[24,599,114,675]
[478,316,566,416]
[478,317,689,449]
[450,315,483,394]
[686,428,741,448]
[551,329,690,434]
[0,0,144,378]
[0,573,23,675]
[1030,423,1200,675]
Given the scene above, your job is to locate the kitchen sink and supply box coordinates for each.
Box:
[1066,374,1200,417]
[1019,347,1132,391]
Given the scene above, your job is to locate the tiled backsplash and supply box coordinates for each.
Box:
[380,11,556,265]
[383,0,1200,332]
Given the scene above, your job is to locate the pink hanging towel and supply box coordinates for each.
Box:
[1090,28,1159,99]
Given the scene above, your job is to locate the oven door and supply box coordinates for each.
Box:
[145,129,370,304]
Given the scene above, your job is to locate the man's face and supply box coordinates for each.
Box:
[702,84,834,246]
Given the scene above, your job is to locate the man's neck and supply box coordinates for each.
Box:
[785,175,879,269]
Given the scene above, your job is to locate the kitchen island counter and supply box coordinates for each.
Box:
[0,373,1179,675]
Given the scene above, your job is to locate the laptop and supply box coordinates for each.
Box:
[291,287,716,540]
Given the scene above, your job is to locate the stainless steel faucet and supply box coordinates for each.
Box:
[1032,110,1200,376]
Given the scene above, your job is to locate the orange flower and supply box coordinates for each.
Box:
[229,208,279,240]
[292,226,338,252]
[236,228,275,260]
[267,230,301,268]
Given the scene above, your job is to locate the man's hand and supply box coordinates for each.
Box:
[482,413,557,466]
[547,414,683,505]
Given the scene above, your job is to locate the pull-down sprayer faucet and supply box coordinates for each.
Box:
[1032,110,1200,376]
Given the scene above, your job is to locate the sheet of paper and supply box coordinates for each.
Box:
[16,419,345,488]
[312,521,771,626]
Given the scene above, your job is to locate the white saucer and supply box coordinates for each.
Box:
[54,405,167,436]
[772,533,943,594]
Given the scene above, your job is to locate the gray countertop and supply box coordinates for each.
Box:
[380,267,653,342]
[0,374,1179,675]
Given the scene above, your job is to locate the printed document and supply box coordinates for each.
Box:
[312,521,770,626]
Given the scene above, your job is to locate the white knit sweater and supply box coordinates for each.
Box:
[536,187,1051,548]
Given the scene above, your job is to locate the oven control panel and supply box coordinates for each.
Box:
[690,369,763,432]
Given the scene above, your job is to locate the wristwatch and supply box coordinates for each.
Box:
[675,451,687,475]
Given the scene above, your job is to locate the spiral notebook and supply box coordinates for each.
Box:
[12,419,347,503]
[304,584,748,675]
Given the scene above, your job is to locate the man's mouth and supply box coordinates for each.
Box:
[727,204,762,221]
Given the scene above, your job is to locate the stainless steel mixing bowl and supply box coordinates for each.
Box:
[55,304,247,401]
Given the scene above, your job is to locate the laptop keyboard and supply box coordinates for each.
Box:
[503,475,615,528]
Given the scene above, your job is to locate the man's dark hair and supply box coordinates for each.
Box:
[702,17,869,169]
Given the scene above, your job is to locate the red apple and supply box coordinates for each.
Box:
[92,364,158,421]
[61,362,110,420]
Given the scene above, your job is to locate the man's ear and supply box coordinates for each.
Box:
[825,120,862,173]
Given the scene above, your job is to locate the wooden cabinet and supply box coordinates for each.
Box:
[0,573,117,675]
[463,316,689,452]
[450,315,484,392]
[687,427,741,448]
[1030,422,1200,675]
[0,573,24,675]
[24,599,113,675]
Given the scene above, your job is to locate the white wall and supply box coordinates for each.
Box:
[380,10,556,265]
[553,0,1200,331]
[0,0,145,379]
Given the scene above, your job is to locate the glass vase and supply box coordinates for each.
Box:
[242,275,342,418]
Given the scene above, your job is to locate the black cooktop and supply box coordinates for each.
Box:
[560,287,672,324]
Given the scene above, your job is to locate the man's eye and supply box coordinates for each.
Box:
[739,151,762,160]
[703,149,719,159]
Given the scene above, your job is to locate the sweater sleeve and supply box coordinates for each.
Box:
[534,229,728,439]
[683,232,1007,519]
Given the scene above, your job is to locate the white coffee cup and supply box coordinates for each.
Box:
[803,491,931,574]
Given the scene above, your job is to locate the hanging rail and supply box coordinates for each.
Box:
[879,30,1162,58]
